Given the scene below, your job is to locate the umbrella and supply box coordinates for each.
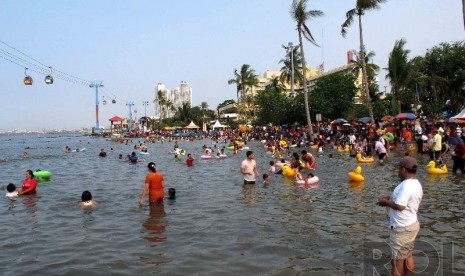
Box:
[395,113,416,120]
[356,117,372,124]
[447,118,465,124]
[380,115,394,122]
[331,118,348,125]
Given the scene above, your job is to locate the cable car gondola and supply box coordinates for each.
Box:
[44,66,54,84]
[23,67,33,85]
[112,99,116,104]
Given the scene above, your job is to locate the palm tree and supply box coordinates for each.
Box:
[386,39,411,113]
[156,90,174,121]
[341,0,386,123]
[351,50,380,101]
[228,64,259,122]
[290,0,324,138]
[174,102,192,124]
[279,46,303,89]
[227,64,258,103]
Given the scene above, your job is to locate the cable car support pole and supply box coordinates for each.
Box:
[89,81,104,131]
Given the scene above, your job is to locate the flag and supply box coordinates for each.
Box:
[416,83,423,94]
[318,62,324,74]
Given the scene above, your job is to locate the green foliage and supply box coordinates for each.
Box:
[372,96,391,118]
[308,73,358,120]
[417,41,465,113]
[217,99,235,109]
[255,86,290,125]
[347,104,369,120]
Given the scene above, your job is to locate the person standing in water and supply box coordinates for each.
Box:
[18,170,37,196]
[378,156,423,276]
[241,151,259,184]
[139,162,165,205]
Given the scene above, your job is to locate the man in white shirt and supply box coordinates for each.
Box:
[378,156,423,276]
[241,151,259,184]
[374,137,387,165]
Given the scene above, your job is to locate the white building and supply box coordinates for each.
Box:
[154,81,193,118]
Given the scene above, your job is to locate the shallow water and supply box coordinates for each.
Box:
[0,134,464,275]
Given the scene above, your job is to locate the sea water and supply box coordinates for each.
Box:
[0,133,464,275]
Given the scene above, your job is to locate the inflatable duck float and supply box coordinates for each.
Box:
[427,161,447,174]
[281,165,298,178]
[356,153,374,163]
[348,166,365,182]
[338,145,350,152]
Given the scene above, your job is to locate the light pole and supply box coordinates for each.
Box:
[142,101,149,118]
[142,101,149,129]
[282,42,297,97]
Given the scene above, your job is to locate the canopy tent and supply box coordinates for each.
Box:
[451,108,465,119]
[212,120,226,129]
[185,120,200,129]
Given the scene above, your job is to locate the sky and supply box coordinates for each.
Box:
[0,0,463,131]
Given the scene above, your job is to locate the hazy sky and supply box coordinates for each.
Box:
[0,0,463,130]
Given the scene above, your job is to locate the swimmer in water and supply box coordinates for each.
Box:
[78,190,98,208]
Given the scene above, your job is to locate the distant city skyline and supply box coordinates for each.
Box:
[0,1,462,130]
[154,81,193,119]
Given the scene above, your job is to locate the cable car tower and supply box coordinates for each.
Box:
[89,81,104,131]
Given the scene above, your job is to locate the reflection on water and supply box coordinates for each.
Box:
[0,134,463,274]
[143,204,167,245]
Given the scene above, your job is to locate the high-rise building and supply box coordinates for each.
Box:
[154,81,193,119]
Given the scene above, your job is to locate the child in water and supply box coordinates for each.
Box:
[78,190,98,208]
[268,160,276,173]
[5,183,18,200]
[168,188,176,200]
[263,174,270,185]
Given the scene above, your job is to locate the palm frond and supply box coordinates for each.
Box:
[341,9,356,37]
[302,24,319,46]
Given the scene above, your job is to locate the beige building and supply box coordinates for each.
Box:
[245,65,322,99]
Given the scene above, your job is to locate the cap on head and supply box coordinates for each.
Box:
[399,156,417,171]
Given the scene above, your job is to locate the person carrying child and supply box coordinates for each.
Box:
[18,170,37,196]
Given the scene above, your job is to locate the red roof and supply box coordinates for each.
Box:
[109,116,124,122]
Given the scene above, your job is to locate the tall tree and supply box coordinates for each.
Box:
[341,0,386,123]
[174,102,192,124]
[227,64,258,122]
[255,85,290,125]
[352,50,380,101]
[290,0,324,138]
[156,90,174,121]
[227,64,258,103]
[279,46,303,89]
[386,39,411,113]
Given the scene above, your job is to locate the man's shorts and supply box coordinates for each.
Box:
[389,220,420,260]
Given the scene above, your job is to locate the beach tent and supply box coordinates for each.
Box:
[185,121,200,129]
[212,120,226,129]
[451,108,465,119]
